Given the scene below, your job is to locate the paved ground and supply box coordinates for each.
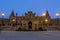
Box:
[0,31,60,40]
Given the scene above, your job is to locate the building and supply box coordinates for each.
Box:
[0,10,60,31]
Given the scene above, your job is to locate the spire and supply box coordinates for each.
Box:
[9,10,15,18]
[11,10,15,16]
[45,10,50,17]
[16,13,18,16]
[45,10,51,19]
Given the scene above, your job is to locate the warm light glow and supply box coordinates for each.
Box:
[45,19,48,22]
[56,13,59,16]
[2,12,5,16]
[42,13,46,16]
[12,19,15,22]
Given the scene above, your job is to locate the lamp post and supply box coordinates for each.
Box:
[42,12,46,16]
[41,13,46,27]
[2,12,5,26]
[56,12,59,18]
[16,13,17,27]
[45,19,48,27]
[45,19,48,23]
[12,19,16,27]
[12,19,15,22]
[56,12,59,26]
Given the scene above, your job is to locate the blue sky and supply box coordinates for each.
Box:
[0,0,60,18]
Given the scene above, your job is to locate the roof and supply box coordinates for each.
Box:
[51,18,60,23]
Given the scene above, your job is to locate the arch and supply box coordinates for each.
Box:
[28,21,32,29]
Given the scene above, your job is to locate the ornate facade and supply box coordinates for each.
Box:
[0,10,60,31]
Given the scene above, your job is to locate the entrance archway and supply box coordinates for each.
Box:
[28,21,32,29]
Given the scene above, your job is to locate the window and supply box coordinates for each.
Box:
[49,24,52,26]
[35,24,37,27]
[9,24,11,26]
[13,24,15,26]
[8,24,11,26]
[2,24,5,26]
[20,24,22,26]
[0,24,1,26]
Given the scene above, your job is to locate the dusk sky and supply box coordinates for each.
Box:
[0,0,60,18]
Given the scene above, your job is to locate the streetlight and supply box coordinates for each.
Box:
[45,19,48,27]
[45,19,48,23]
[56,12,59,18]
[2,12,5,26]
[12,19,16,27]
[12,19,15,22]
[56,12,59,26]
[16,13,18,27]
[41,12,46,28]
[42,12,46,16]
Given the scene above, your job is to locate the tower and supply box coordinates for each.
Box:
[9,10,15,22]
[44,11,51,23]
[10,10,15,18]
[45,11,50,18]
